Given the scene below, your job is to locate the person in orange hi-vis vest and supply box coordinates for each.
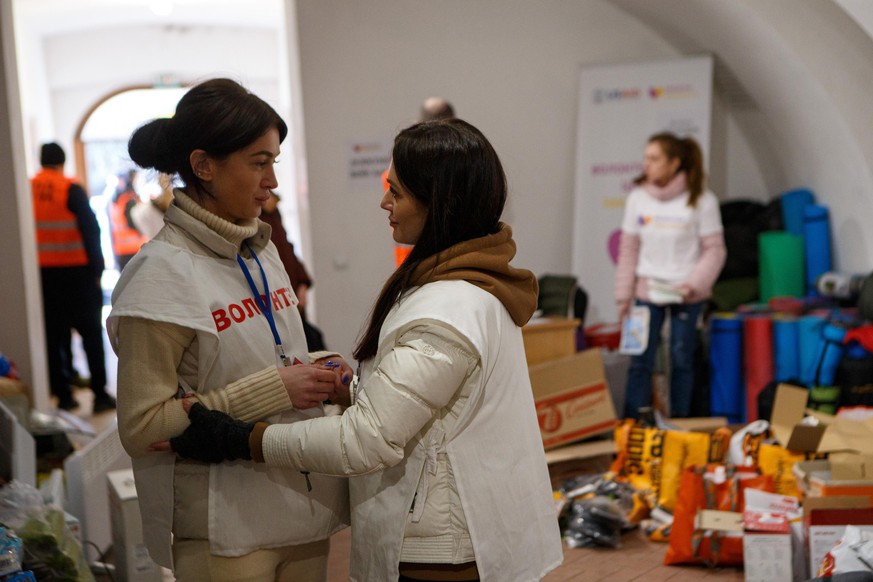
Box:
[32,142,116,413]
[384,97,456,267]
[110,169,148,271]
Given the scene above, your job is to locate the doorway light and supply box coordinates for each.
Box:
[150,0,173,17]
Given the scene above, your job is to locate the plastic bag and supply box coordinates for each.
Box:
[562,496,630,549]
[0,481,94,581]
[818,525,873,577]
[556,474,637,549]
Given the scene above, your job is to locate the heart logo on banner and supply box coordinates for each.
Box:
[608,229,622,265]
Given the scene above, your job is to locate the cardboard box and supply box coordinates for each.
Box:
[522,317,580,366]
[743,489,798,582]
[744,533,792,582]
[793,458,873,502]
[107,469,162,582]
[529,349,617,450]
[771,383,873,455]
[770,384,827,452]
[697,509,743,532]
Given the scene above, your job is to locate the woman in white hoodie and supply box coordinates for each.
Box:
[614,132,726,420]
[160,118,563,582]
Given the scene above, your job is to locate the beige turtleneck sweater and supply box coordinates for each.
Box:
[115,190,293,459]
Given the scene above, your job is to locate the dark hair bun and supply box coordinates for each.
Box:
[128,118,177,174]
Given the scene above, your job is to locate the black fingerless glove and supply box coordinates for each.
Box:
[170,402,254,463]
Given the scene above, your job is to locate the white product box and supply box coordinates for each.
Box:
[743,533,792,582]
[107,469,163,582]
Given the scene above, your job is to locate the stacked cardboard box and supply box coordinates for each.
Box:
[522,317,617,451]
[766,384,873,577]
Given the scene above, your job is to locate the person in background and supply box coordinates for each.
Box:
[161,118,564,582]
[615,132,726,420]
[419,96,455,121]
[385,96,457,267]
[31,142,116,413]
[110,169,148,271]
[130,172,175,239]
[259,191,326,351]
[107,78,350,581]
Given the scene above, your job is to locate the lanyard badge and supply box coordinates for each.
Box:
[237,243,293,367]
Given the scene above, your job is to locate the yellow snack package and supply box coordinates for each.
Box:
[656,428,731,511]
[757,442,823,498]
[610,422,666,505]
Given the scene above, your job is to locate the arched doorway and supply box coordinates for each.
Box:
[73,83,188,276]
[62,84,188,403]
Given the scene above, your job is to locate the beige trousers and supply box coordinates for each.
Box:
[172,538,329,582]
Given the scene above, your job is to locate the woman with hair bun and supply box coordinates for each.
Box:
[157,118,563,581]
[615,132,726,420]
[108,78,350,581]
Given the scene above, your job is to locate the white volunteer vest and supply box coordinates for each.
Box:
[349,280,562,582]
[108,213,349,567]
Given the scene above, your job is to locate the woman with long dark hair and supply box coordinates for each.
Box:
[162,118,563,581]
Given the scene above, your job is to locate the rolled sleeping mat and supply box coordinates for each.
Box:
[803,204,833,294]
[759,231,805,302]
[798,315,826,386]
[709,313,744,424]
[772,315,800,382]
[768,296,805,316]
[744,314,774,422]
[780,188,814,237]
[810,323,847,388]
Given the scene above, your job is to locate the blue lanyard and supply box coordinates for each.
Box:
[236,243,287,359]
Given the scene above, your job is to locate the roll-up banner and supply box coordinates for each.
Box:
[571,56,714,324]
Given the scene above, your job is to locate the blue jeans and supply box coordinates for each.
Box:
[623,300,703,419]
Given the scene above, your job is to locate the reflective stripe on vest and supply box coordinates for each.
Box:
[31,169,88,267]
[110,191,147,256]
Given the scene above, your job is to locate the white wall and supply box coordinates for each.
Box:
[0,1,50,409]
[31,24,286,187]
[293,0,780,355]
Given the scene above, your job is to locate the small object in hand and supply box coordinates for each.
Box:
[170,402,254,463]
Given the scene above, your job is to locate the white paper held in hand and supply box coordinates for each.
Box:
[648,280,684,305]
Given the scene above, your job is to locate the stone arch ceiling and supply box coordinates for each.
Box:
[609,0,873,270]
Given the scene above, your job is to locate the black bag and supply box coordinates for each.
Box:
[718,199,783,282]
[837,354,873,408]
[859,272,873,322]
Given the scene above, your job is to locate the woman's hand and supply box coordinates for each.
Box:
[676,284,697,303]
[617,299,631,321]
[149,401,254,463]
[278,364,339,409]
[312,357,354,407]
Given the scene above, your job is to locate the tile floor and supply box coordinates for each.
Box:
[323,525,745,581]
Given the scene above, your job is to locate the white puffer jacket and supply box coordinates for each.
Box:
[262,280,563,581]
